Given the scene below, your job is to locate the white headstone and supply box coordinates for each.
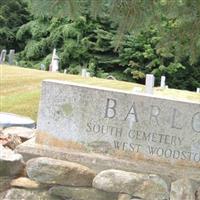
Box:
[51,48,56,64]
[160,76,166,88]
[8,49,15,65]
[50,48,59,72]
[51,49,58,72]
[197,88,200,93]
[0,50,7,64]
[145,74,155,94]
[51,55,59,72]
[40,64,45,70]
[81,69,87,78]
[64,69,67,74]
[86,72,90,78]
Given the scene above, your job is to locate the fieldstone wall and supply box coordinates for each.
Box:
[1,127,200,200]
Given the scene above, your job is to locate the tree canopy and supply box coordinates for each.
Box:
[29,0,200,62]
[0,0,30,50]
[0,0,199,91]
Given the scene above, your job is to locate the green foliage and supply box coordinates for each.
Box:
[27,0,200,63]
[16,13,200,91]
[0,0,30,50]
[12,0,200,91]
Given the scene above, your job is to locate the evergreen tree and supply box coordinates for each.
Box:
[15,0,200,91]
[28,0,200,62]
[0,0,30,51]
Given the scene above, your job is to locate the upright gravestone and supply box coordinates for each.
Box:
[160,76,166,88]
[81,69,87,78]
[197,88,200,93]
[145,74,155,94]
[8,49,15,65]
[52,55,59,72]
[40,64,45,71]
[0,50,7,64]
[50,49,59,72]
[86,72,90,78]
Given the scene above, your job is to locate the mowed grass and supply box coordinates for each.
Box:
[1,65,199,120]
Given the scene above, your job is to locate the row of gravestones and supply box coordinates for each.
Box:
[42,48,200,93]
[143,74,200,94]
[0,49,15,65]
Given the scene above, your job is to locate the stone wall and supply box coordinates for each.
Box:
[1,127,200,200]
[1,154,200,200]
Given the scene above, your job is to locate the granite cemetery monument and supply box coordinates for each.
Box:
[36,80,200,164]
[16,79,200,180]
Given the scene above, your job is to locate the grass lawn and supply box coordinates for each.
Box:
[1,65,199,120]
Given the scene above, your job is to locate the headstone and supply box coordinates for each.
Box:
[40,64,45,70]
[50,48,59,72]
[52,55,59,72]
[0,112,35,128]
[64,69,67,74]
[0,49,7,64]
[81,69,87,78]
[145,74,155,94]
[8,49,15,65]
[51,48,56,64]
[37,80,200,166]
[197,88,200,93]
[160,76,166,88]
[86,72,90,78]
[107,75,116,80]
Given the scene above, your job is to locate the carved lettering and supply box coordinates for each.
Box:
[113,140,142,152]
[150,105,160,126]
[171,108,183,130]
[124,102,138,122]
[105,98,117,119]
[192,112,200,133]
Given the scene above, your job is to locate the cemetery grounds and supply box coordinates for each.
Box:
[1,64,199,120]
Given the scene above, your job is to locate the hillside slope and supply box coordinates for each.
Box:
[1,65,199,120]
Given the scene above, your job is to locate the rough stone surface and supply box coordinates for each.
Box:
[16,138,200,181]
[0,145,24,176]
[196,187,200,200]
[0,112,35,128]
[0,134,22,150]
[50,186,118,200]
[11,177,40,189]
[2,188,60,200]
[3,126,35,141]
[0,191,7,199]
[133,174,169,200]
[0,176,12,192]
[37,80,200,166]
[118,193,131,200]
[26,157,96,186]
[170,178,200,200]
[93,169,169,197]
